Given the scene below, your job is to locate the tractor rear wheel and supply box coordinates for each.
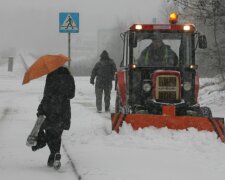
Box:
[115,92,120,113]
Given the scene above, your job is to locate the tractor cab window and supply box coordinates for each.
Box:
[132,32,193,67]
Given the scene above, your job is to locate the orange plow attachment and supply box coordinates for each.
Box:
[111,106,225,142]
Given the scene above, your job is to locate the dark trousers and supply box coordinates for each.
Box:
[46,128,63,154]
[95,84,112,111]
[36,128,63,155]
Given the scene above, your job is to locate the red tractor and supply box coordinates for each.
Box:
[111,13,225,142]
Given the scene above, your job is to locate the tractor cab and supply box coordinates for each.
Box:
[117,13,207,115]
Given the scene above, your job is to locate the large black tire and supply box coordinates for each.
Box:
[115,92,120,113]
[200,106,212,117]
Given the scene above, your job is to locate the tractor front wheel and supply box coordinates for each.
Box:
[200,106,212,117]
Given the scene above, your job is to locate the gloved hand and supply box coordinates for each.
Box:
[90,79,94,85]
[36,113,45,118]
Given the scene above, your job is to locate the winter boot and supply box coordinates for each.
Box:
[47,154,55,167]
[97,110,102,113]
[53,153,61,170]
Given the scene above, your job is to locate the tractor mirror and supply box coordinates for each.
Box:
[129,32,137,48]
[198,35,207,49]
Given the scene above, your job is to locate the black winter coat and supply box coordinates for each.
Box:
[90,54,117,88]
[37,67,75,130]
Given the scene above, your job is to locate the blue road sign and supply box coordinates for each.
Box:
[59,12,79,33]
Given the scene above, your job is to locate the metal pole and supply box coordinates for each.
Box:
[68,32,71,69]
[8,57,14,72]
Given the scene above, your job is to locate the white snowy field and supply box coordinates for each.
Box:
[1,58,225,180]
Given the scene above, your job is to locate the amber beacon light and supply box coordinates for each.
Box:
[169,12,178,24]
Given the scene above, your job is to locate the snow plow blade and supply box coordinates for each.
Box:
[111,106,225,142]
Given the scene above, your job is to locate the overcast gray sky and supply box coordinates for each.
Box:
[0,0,163,55]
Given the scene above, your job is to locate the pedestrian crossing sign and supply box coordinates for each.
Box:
[59,12,79,33]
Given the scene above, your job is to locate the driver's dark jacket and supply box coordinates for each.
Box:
[137,43,178,67]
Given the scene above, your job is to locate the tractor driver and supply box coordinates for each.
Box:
[137,32,178,67]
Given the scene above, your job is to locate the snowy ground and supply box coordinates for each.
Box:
[1,56,225,180]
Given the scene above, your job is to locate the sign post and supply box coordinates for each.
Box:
[8,57,14,72]
[59,12,79,69]
[68,32,71,68]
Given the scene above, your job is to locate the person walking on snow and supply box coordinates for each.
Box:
[90,50,117,113]
[32,66,75,169]
[66,16,74,29]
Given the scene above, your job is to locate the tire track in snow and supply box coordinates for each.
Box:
[0,107,81,179]
[62,143,82,180]
[75,90,112,119]
[74,90,112,135]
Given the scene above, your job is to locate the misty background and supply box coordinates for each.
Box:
[0,0,162,75]
[1,0,224,78]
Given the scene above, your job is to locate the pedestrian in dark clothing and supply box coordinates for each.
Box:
[90,50,117,113]
[32,66,75,169]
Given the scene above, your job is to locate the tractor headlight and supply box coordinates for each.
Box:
[143,83,151,92]
[183,25,191,31]
[183,82,192,91]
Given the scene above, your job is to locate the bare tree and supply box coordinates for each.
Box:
[167,0,225,81]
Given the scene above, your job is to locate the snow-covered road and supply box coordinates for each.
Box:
[1,68,225,180]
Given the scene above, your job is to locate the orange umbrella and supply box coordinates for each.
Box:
[22,54,69,85]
